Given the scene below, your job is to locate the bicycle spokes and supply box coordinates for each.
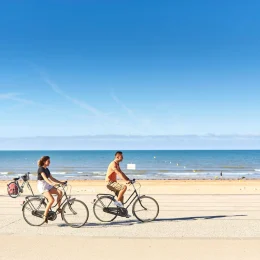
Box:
[93,196,118,222]
[22,198,46,226]
[132,196,159,222]
[62,200,89,228]
[65,201,77,215]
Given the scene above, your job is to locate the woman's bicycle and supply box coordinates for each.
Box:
[22,182,89,228]
[7,172,34,198]
[93,179,159,223]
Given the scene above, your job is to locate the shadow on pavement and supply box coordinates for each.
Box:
[56,214,247,228]
[153,214,247,222]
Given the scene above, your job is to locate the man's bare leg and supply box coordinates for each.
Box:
[117,185,127,203]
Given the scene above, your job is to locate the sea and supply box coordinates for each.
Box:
[0,150,260,180]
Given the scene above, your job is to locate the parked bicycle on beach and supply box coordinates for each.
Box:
[7,172,34,198]
[93,179,159,222]
[22,181,89,228]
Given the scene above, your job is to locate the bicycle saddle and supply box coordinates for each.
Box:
[13,177,20,181]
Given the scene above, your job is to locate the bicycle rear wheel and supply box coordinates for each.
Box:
[132,195,159,222]
[93,196,118,222]
[7,182,19,198]
[22,198,46,226]
[62,199,89,228]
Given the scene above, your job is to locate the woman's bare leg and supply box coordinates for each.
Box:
[43,191,54,219]
[49,187,63,209]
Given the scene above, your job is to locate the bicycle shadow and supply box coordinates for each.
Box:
[57,219,138,228]
[79,214,247,228]
[152,214,247,222]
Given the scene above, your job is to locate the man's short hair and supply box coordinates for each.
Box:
[115,151,123,156]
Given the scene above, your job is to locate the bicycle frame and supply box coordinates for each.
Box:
[97,181,144,210]
[23,185,73,214]
[12,177,34,196]
[24,195,46,212]
[45,185,76,214]
[22,183,89,228]
[51,186,70,211]
[19,180,34,196]
[123,185,140,209]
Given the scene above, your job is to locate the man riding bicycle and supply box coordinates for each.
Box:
[106,151,130,211]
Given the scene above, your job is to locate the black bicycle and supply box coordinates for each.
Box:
[93,179,159,222]
[22,182,89,228]
[7,172,34,198]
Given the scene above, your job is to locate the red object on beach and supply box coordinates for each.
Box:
[8,183,18,195]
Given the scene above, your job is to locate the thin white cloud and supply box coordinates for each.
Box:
[0,92,35,105]
[110,92,157,135]
[43,78,104,117]
[111,93,135,118]
[0,93,19,99]
[0,91,64,115]
[35,65,147,133]
[39,71,150,134]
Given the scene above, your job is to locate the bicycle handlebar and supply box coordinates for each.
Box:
[129,179,136,184]
[17,172,30,178]
[57,181,67,188]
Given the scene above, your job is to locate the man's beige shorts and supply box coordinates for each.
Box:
[107,181,125,196]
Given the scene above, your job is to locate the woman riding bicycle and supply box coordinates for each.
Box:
[37,156,66,223]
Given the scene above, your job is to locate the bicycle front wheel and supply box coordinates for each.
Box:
[62,199,89,228]
[22,198,46,226]
[132,196,159,222]
[7,182,19,198]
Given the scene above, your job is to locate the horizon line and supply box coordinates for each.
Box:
[1,149,260,151]
[1,134,260,138]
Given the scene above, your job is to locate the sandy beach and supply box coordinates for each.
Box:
[1,180,260,259]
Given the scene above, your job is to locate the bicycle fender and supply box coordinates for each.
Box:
[22,198,47,211]
[68,198,76,203]
[98,195,116,201]
[97,194,115,200]
[21,201,26,211]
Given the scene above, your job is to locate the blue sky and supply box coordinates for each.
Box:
[0,1,260,148]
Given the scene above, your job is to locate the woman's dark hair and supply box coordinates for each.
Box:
[115,151,123,156]
[38,156,50,167]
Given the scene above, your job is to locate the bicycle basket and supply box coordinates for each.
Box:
[21,173,29,182]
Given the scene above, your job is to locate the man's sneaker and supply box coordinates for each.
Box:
[125,214,131,218]
[114,201,124,208]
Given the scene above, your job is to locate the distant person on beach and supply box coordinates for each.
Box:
[220,171,223,179]
[37,156,66,223]
[105,151,130,209]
